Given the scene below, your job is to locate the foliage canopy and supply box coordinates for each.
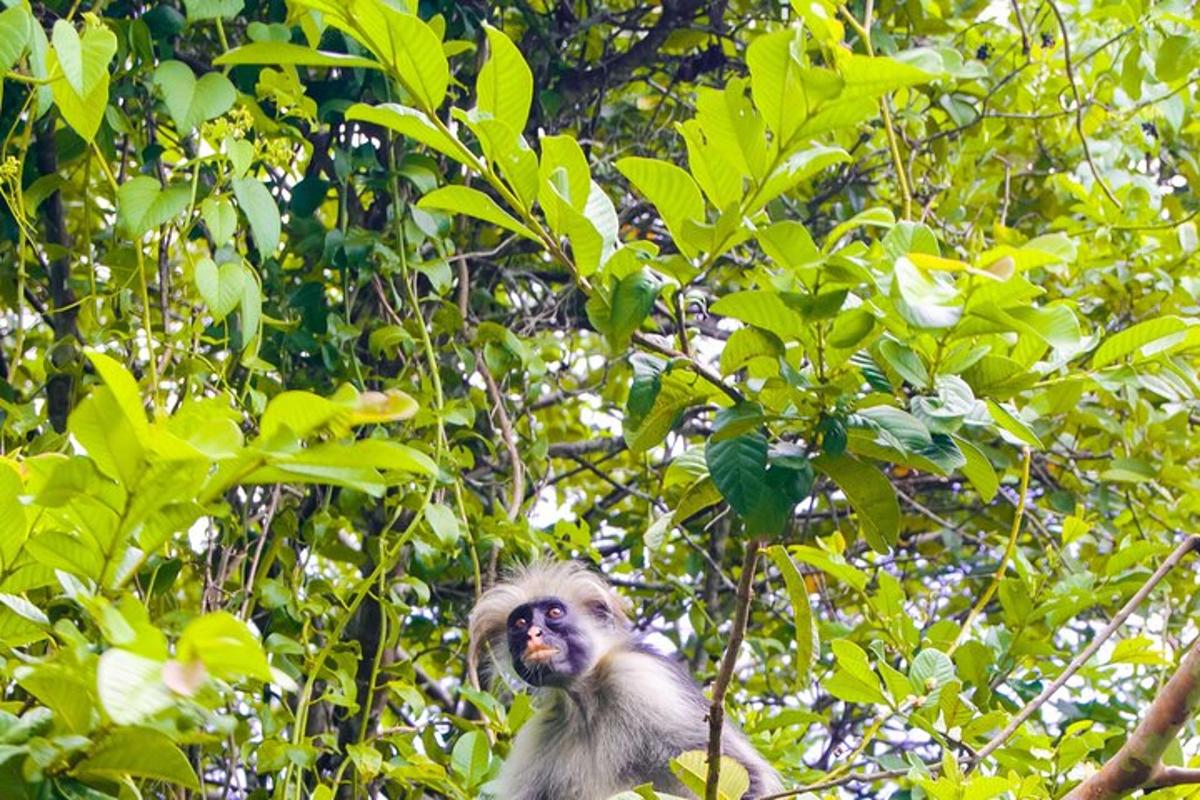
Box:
[1,0,1200,798]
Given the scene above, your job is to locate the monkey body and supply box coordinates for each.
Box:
[469,562,783,800]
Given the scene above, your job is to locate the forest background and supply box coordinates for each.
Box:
[1,0,1200,798]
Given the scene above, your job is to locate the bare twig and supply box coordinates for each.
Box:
[477,357,525,521]
[1046,0,1122,209]
[704,538,763,800]
[971,533,1200,770]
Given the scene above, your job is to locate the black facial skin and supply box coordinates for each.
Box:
[507,597,591,688]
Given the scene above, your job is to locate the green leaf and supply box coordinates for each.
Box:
[813,454,900,553]
[417,185,538,240]
[838,53,934,99]
[624,371,712,453]
[73,728,200,789]
[0,6,32,73]
[705,432,768,519]
[200,196,237,243]
[782,545,869,590]
[423,503,462,546]
[48,21,116,141]
[985,400,1043,449]
[214,41,381,69]
[96,649,173,725]
[178,611,272,681]
[767,546,818,686]
[182,0,243,20]
[909,648,956,703]
[477,25,532,132]
[608,269,661,349]
[153,60,236,133]
[825,639,887,705]
[346,102,467,164]
[710,290,804,341]
[615,157,705,257]
[311,0,448,110]
[84,350,151,440]
[955,437,998,502]
[1155,35,1200,83]
[670,750,750,800]
[26,530,101,580]
[450,730,491,788]
[758,220,819,270]
[894,256,962,329]
[720,327,784,375]
[117,177,190,238]
[193,258,244,321]
[1091,316,1192,368]
[0,463,26,571]
[747,26,808,144]
[232,178,281,255]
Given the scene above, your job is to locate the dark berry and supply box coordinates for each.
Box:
[976,43,992,60]
[1041,32,1054,47]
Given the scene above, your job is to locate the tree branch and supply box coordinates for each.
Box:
[557,0,704,97]
[705,538,763,800]
[1065,626,1200,799]
[972,533,1200,772]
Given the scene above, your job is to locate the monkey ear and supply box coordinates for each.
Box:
[585,586,630,626]
[467,583,523,688]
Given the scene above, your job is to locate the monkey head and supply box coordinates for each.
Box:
[469,561,632,690]
[506,596,592,687]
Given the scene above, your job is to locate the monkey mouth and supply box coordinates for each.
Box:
[522,644,560,665]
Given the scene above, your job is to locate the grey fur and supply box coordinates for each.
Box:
[470,562,783,800]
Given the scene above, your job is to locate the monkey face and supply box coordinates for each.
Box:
[506,597,590,688]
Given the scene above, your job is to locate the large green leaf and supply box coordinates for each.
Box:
[477,25,532,132]
[1092,316,1192,368]
[671,751,750,800]
[214,42,382,68]
[117,177,191,238]
[608,269,661,349]
[767,546,818,686]
[178,612,272,681]
[48,21,116,142]
[73,728,200,789]
[813,454,900,553]
[96,649,173,725]
[417,185,538,240]
[230,178,280,256]
[153,60,236,133]
[302,0,448,110]
[347,102,467,165]
[615,157,706,256]
[747,26,808,144]
[0,6,32,73]
[710,290,805,341]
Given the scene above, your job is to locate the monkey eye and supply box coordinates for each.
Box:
[546,605,565,620]
[513,617,528,629]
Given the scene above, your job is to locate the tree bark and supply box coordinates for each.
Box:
[1065,638,1200,799]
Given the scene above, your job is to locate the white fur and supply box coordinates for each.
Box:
[472,562,784,800]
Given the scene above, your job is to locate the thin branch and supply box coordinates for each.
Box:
[1046,0,1122,209]
[477,358,525,521]
[633,332,744,403]
[970,533,1200,771]
[949,446,1031,655]
[704,538,763,800]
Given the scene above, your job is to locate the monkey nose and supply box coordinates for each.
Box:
[527,626,543,640]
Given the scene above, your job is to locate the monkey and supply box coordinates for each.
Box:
[468,560,784,800]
